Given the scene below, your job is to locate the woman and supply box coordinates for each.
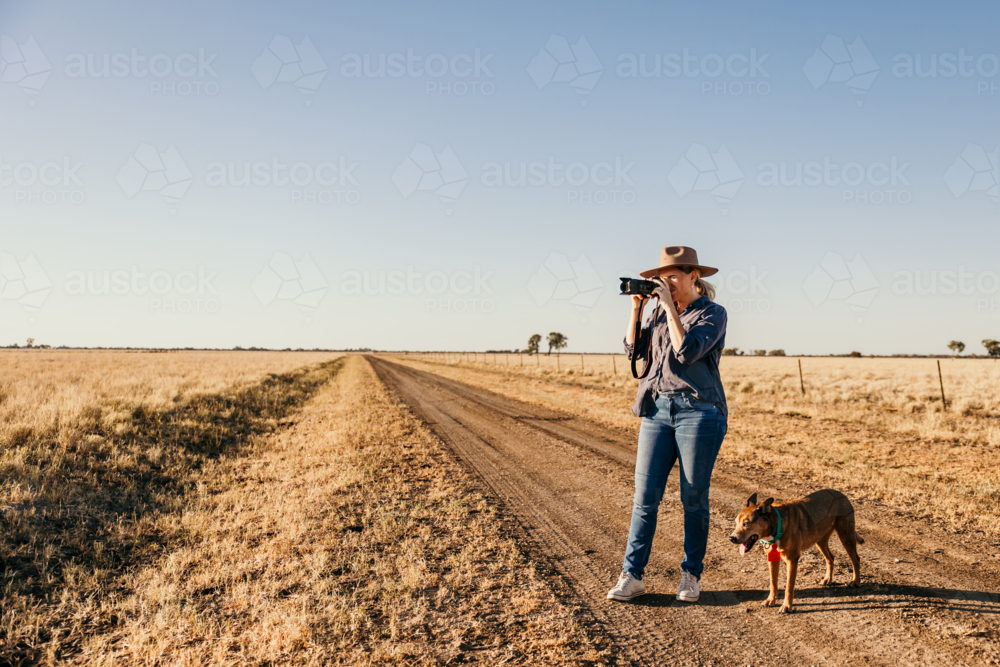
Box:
[607,246,728,604]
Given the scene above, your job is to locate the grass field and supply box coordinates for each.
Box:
[3,349,998,664]
[0,352,602,665]
[1,350,344,663]
[387,354,1000,538]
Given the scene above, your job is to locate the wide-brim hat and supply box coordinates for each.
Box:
[639,246,718,279]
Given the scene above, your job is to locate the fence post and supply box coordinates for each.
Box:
[612,355,617,375]
[798,358,805,395]
[557,353,560,370]
[937,359,947,407]
[581,354,585,370]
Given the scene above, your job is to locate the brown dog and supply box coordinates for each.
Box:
[729,489,864,613]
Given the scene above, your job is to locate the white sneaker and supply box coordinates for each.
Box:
[677,571,700,602]
[607,571,646,601]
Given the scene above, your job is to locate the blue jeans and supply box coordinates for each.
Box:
[622,392,727,580]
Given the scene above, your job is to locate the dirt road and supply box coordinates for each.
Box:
[369,357,999,667]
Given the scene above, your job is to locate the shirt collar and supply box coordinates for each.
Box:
[683,295,709,312]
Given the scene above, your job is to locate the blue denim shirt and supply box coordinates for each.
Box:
[623,296,728,420]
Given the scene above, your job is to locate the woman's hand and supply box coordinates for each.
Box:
[648,276,685,354]
[626,294,648,345]
[650,278,678,314]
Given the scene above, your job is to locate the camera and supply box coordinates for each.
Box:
[619,277,659,296]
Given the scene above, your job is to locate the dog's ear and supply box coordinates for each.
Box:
[746,493,758,507]
[761,497,774,509]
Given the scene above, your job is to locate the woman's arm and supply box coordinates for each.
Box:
[661,296,686,356]
[625,295,646,345]
[647,279,685,355]
[650,281,726,364]
[671,307,727,364]
[624,296,654,360]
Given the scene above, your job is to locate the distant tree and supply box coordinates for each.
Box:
[849,351,862,358]
[753,349,766,356]
[25,338,34,348]
[526,334,542,355]
[768,349,786,356]
[984,339,1000,358]
[947,341,965,356]
[547,332,568,355]
[722,347,740,356]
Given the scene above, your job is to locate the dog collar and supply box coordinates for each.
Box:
[759,507,782,547]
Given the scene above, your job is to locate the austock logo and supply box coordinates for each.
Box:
[527,35,603,105]
[251,252,328,324]
[892,49,1000,95]
[616,48,770,97]
[116,143,193,213]
[803,35,878,106]
[480,156,636,205]
[392,143,468,214]
[0,252,51,323]
[711,266,771,313]
[64,265,220,314]
[892,266,1000,313]
[668,143,744,214]
[340,265,495,315]
[1,156,85,204]
[252,36,327,104]
[944,144,998,205]
[527,252,603,314]
[802,252,879,323]
[204,157,361,205]
[340,47,494,96]
[64,47,219,96]
[756,156,911,205]
[0,35,51,105]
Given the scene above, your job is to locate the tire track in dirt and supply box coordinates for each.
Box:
[369,357,1000,667]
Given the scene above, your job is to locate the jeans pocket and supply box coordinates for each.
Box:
[681,395,716,412]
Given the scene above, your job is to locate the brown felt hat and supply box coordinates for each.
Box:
[639,246,718,279]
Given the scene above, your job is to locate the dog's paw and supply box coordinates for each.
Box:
[846,580,860,588]
[762,597,776,608]
[779,604,794,614]
[819,577,833,587]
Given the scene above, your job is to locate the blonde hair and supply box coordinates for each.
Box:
[677,265,716,301]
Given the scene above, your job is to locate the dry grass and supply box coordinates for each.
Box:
[1,352,606,665]
[1,351,342,664]
[87,355,605,665]
[719,356,1000,444]
[0,350,338,446]
[384,354,1000,538]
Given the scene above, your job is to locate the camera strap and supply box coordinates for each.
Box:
[631,299,654,379]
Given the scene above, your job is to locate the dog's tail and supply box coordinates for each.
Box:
[856,534,865,545]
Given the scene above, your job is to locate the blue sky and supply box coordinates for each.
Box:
[1,0,998,354]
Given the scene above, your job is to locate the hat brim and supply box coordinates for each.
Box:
[640,264,718,279]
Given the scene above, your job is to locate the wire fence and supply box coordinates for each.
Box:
[393,351,630,374]
[385,351,1000,409]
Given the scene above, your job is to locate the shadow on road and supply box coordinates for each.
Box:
[730,583,999,614]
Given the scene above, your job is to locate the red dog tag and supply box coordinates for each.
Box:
[767,545,780,562]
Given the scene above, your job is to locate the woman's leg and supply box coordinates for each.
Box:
[622,402,678,579]
[674,405,727,579]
